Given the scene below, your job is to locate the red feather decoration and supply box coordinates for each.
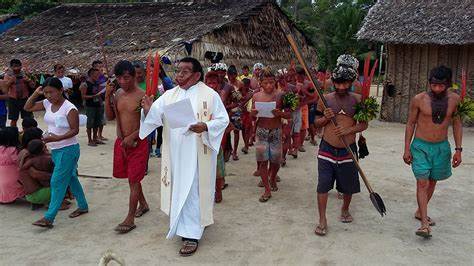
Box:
[363,59,379,99]
[363,53,370,81]
[150,52,160,96]
[145,53,152,95]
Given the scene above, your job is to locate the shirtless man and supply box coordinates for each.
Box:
[295,67,319,150]
[204,71,227,203]
[226,65,244,161]
[249,63,264,147]
[251,68,290,202]
[278,73,292,167]
[105,60,150,234]
[212,63,234,162]
[403,65,462,238]
[285,68,302,158]
[314,65,368,236]
[240,78,254,155]
[250,63,264,92]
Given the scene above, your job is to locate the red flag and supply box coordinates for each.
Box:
[150,52,160,96]
[145,53,152,95]
[461,68,467,100]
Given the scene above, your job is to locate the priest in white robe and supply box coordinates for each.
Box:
[139,57,229,256]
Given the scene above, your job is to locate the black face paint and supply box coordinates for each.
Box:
[428,89,448,124]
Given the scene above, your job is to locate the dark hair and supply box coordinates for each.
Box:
[205,71,219,82]
[429,65,452,85]
[88,68,100,77]
[27,139,45,155]
[242,78,251,86]
[114,60,136,77]
[10,59,21,67]
[159,68,167,79]
[259,67,275,80]
[227,65,238,75]
[54,64,64,71]
[295,66,305,76]
[132,61,145,70]
[22,127,44,148]
[242,65,250,70]
[0,127,19,147]
[21,117,38,129]
[179,57,203,82]
[92,60,103,67]
[42,77,63,90]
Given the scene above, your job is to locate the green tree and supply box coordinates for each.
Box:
[280,0,376,70]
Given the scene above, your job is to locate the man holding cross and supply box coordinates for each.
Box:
[140,57,229,256]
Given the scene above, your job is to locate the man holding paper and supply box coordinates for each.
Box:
[140,57,229,256]
[251,68,290,202]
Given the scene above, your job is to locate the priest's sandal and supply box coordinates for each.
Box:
[179,241,198,257]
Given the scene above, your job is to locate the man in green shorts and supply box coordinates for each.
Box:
[404,66,463,238]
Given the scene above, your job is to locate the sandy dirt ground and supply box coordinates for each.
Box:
[1,114,473,266]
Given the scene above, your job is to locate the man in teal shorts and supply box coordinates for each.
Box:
[404,66,463,238]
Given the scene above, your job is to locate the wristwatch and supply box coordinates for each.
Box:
[455,147,463,152]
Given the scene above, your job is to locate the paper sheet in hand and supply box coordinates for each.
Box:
[255,101,276,118]
[163,98,197,129]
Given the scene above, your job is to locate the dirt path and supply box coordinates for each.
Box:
[1,118,473,265]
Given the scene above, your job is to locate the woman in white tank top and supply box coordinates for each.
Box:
[24,77,88,228]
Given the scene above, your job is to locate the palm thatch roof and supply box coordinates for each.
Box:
[0,0,313,74]
[357,0,474,45]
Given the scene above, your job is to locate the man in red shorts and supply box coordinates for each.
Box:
[105,60,150,234]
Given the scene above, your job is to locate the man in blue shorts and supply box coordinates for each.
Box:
[314,64,368,236]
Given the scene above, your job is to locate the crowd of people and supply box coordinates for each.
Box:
[0,54,464,256]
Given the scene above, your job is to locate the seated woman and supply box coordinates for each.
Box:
[0,127,25,203]
[19,139,54,210]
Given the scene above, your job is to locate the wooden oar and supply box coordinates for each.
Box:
[284,32,386,217]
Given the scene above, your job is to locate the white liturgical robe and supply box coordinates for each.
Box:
[139,81,229,239]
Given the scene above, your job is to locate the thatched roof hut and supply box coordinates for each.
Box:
[357,0,474,123]
[0,0,315,75]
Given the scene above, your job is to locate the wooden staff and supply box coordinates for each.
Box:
[283,29,386,217]
[95,13,110,76]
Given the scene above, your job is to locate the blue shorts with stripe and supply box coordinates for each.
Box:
[317,139,360,194]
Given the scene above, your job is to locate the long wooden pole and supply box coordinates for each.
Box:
[285,34,375,194]
[95,13,110,76]
[376,44,384,97]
